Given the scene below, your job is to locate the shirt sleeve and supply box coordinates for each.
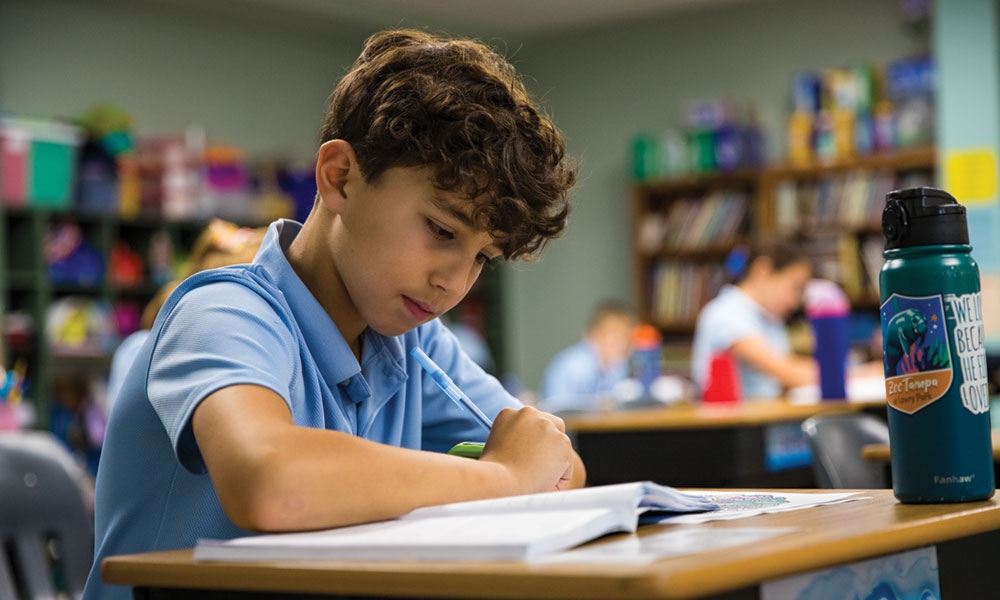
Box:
[415,319,521,453]
[147,281,298,473]
[691,293,767,388]
[539,345,603,413]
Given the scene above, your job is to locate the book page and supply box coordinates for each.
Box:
[404,482,645,519]
[404,481,715,520]
[661,491,861,525]
[196,507,630,562]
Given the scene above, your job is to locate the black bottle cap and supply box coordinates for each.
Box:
[882,186,969,250]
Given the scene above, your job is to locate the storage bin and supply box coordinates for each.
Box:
[1,115,82,209]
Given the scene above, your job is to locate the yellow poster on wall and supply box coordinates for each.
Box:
[944,149,998,205]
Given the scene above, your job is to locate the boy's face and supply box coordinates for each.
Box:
[331,166,502,338]
[760,261,811,319]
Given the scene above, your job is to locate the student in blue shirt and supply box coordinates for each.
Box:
[85,29,583,600]
[540,300,636,412]
[691,241,816,399]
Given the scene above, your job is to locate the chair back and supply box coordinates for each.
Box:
[0,431,94,599]
[801,413,892,489]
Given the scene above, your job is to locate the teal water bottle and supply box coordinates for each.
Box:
[880,187,994,503]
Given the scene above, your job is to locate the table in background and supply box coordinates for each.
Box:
[862,432,1000,463]
[862,431,1000,483]
[563,399,887,487]
[102,490,1000,599]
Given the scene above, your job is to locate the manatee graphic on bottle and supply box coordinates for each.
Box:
[880,187,994,503]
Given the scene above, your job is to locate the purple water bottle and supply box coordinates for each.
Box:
[804,279,850,400]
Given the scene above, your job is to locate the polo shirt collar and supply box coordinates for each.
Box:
[724,284,781,324]
[254,220,406,409]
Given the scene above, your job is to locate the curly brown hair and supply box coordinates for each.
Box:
[320,29,576,260]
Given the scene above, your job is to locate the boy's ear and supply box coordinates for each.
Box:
[315,139,357,213]
[748,256,774,279]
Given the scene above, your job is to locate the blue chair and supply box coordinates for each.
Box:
[801,413,892,489]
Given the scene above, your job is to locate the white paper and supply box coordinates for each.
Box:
[405,480,715,520]
[539,526,796,564]
[661,491,863,524]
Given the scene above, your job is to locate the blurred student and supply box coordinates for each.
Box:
[691,241,816,400]
[85,29,582,600]
[541,300,636,413]
[105,220,266,412]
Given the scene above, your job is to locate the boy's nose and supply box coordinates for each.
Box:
[430,255,475,296]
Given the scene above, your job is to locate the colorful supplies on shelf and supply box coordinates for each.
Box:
[1,114,83,209]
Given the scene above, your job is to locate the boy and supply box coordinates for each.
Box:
[541,299,636,412]
[84,29,582,599]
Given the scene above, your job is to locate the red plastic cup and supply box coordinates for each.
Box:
[702,352,741,404]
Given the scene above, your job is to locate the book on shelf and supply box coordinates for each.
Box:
[650,261,725,325]
[771,168,933,233]
[193,481,718,563]
[837,235,864,300]
[655,191,748,251]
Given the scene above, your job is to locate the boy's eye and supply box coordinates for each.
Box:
[476,253,502,268]
[427,220,455,240]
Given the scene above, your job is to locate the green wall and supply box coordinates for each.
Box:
[0,0,365,161]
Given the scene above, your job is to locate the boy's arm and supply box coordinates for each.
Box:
[728,337,818,390]
[193,384,582,532]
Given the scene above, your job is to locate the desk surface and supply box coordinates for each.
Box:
[102,490,1000,600]
[562,399,886,433]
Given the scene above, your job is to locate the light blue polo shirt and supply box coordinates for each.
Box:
[540,341,628,413]
[84,219,520,600]
[691,285,790,400]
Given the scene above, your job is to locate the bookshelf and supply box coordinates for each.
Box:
[630,146,937,342]
[631,170,755,335]
[0,205,231,426]
[0,205,509,430]
[756,145,936,307]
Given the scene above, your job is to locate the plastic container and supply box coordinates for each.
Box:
[804,279,850,401]
[0,115,82,209]
[630,324,663,398]
[702,352,741,404]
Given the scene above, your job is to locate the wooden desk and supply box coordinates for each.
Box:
[862,433,1000,463]
[563,399,887,487]
[103,490,1000,599]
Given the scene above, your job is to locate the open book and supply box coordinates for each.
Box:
[194,481,717,562]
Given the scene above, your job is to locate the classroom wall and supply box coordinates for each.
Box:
[0,0,365,162]
[504,0,928,390]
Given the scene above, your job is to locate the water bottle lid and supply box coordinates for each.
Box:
[631,323,662,349]
[882,187,969,249]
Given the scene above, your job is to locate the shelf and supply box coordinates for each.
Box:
[649,320,697,335]
[640,243,742,261]
[5,272,38,289]
[763,146,936,179]
[110,282,164,296]
[0,205,246,426]
[49,349,114,360]
[630,145,937,341]
[635,170,759,196]
[52,283,105,295]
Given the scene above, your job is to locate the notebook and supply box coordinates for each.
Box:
[194,481,718,562]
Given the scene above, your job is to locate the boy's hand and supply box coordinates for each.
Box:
[480,406,576,493]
